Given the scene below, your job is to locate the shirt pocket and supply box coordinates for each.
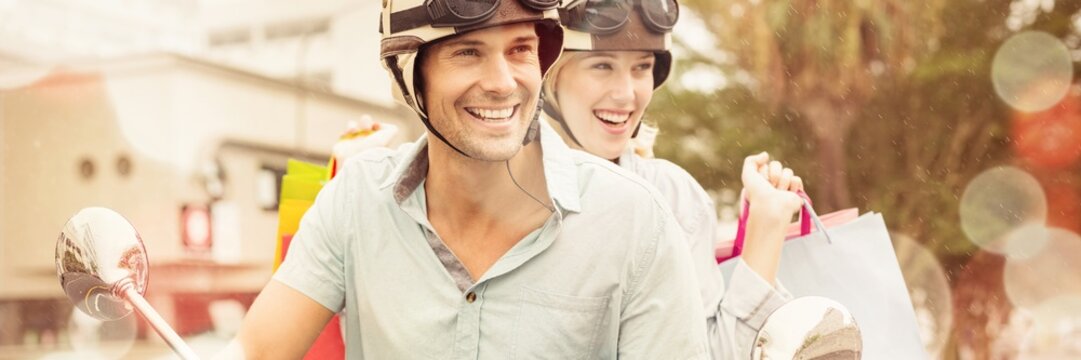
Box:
[512,286,611,360]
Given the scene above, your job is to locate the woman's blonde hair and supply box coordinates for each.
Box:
[540,51,586,118]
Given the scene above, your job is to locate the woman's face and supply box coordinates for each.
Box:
[554,51,656,160]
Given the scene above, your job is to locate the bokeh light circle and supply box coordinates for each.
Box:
[67,307,138,358]
[960,166,1048,256]
[1000,223,1051,260]
[892,233,953,358]
[1017,296,1081,358]
[1004,228,1081,310]
[992,31,1073,113]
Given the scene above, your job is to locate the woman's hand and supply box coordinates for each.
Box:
[739,152,805,285]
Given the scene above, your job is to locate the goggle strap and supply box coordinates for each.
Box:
[390,5,435,34]
[391,0,556,34]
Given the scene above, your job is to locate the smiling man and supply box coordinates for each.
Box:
[229,1,710,358]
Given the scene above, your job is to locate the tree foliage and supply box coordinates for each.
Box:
[649,0,1081,356]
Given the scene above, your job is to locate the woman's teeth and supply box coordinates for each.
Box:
[466,106,515,121]
[594,110,630,124]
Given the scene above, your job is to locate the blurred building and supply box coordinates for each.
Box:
[0,0,418,356]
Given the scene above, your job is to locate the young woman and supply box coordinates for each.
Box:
[542,0,855,358]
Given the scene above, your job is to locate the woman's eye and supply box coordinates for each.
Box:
[634,63,654,71]
[592,63,613,70]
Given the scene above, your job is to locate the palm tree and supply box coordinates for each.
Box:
[680,0,947,210]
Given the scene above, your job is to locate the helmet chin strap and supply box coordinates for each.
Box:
[417,112,475,159]
[521,97,543,146]
[542,98,583,148]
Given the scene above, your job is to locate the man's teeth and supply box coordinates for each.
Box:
[467,107,514,120]
[595,111,630,124]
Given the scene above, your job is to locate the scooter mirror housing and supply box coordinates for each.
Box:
[753,296,862,359]
[55,207,149,321]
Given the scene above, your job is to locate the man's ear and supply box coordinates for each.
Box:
[412,48,428,113]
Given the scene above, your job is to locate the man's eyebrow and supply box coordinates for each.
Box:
[441,38,485,48]
[512,35,540,44]
[438,33,538,50]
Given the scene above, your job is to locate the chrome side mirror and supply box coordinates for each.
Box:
[753,296,862,359]
[56,207,199,359]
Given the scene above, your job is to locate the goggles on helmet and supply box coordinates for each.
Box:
[390,0,560,33]
[560,0,678,36]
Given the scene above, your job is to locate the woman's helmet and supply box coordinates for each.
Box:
[544,0,678,145]
[558,0,678,88]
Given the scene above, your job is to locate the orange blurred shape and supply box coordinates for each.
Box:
[1012,89,1081,170]
[1040,177,1081,234]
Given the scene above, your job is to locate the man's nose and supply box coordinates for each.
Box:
[479,56,517,97]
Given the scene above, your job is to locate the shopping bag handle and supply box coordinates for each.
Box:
[733,190,833,257]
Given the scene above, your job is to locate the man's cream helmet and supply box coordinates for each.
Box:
[544,0,678,145]
[379,0,564,155]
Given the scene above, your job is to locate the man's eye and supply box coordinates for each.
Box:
[510,45,535,54]
[455,49,479,57]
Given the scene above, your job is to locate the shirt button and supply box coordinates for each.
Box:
[466,292,477,303]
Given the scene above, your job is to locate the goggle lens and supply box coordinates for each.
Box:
[446,0,498,19]
[583,0,630,32]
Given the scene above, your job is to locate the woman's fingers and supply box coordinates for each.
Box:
[768,161,783,187]
[742,153,768,179]
[743,152,808,202]
[777,168,794,191]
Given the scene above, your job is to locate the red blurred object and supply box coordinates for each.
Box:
[1037,174,1081,234]
[304,317,345,360]
[952,251,1014,359]
[1012,91,1081,170]
[170,293,258,335]
[181,205,213,252]
[279,234,294,260]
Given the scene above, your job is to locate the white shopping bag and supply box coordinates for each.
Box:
[721,212,927,359]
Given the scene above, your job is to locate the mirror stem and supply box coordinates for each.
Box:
[117,279,201,360]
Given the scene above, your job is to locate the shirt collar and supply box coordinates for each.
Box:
[378,120,583,213]
[537,120,582,213]
[617,145,639,172]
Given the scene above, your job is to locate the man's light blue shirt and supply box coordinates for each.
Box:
[274,121,710,359]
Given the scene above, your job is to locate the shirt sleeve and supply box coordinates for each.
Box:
[711,258,794,359]
[685,189,726,318]
[272,175,349,313]
[617,203,711,360]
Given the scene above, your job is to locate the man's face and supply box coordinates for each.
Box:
[419,22,543,161]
